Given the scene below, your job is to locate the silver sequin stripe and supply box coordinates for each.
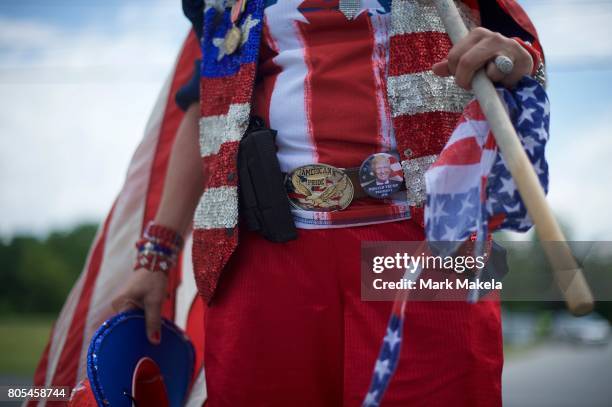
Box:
[194,186,239,230]
[401,154,438,206]
[387,71,472,117]
[199,103,251,157]
[390,0,479,36]
[339,0,361,20]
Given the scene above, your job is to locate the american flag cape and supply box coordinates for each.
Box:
[28,33,209,407]
[363,76,550,406]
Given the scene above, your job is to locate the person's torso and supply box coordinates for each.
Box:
[250,1,410,229]
[252,0,396,172]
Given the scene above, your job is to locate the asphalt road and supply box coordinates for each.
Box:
[1,342,610,406]
[503,341,612,407]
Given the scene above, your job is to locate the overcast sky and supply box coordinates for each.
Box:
[0,0,611,240]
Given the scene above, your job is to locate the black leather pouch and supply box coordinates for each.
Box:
[238,117,297,243]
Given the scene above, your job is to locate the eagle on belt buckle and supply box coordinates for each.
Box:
[285,164,354,211]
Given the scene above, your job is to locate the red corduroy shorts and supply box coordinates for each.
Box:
[202,220,502,406]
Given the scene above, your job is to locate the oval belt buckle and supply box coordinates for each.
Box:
[285,164,354,211]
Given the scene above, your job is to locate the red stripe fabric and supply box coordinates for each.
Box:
[393,111,462,157]
[388,32,452,76]
[49,202,116,393]
[432,136,484,167]
[296,7,380,168]
[185,297,206,384]
[462,0,480,11]
[27,335,52,407]
[251,18,281,127]
[199,63,257,117]
[163,255,182,319]
[192,228,239,302]
[201,142,240,189]
[388,25,462,166]
[202,223,502,406]
[463,100,487,121]
[484,131,497,150]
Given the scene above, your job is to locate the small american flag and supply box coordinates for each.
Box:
[362,76,549,406]
[425,76,550,245]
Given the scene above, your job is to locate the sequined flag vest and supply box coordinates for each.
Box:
[192,0,542,303]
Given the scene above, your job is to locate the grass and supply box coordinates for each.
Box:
[0,314,55,375]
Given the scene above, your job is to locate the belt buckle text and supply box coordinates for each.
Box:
[285,164,354,211]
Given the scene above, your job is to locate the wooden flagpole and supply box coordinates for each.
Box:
[433,0,593,315]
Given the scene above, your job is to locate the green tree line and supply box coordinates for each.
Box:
[0,224,98,315]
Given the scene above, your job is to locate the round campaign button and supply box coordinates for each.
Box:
[359,153,404,199]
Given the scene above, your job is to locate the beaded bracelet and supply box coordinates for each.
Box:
[134,222,184,274]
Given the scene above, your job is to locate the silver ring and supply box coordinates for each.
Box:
[494,55,514,75]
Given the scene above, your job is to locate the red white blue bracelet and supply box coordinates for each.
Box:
[134,222,184,274]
